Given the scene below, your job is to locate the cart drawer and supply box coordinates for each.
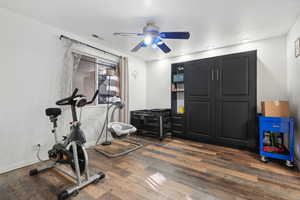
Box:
[259,117,290,133]
[262,123,289,133]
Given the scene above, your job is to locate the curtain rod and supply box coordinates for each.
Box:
[59,35,121,59]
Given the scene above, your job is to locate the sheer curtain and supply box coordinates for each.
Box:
[60,42,81,99]
[59,40,81,133]
[119,57,130,123]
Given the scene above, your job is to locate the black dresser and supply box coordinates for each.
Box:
[130,109,171,141]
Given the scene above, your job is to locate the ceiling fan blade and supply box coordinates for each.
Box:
[131,41,145,52]
[160,32,190,39]
[156,39,171,53]
[113,32,144,37]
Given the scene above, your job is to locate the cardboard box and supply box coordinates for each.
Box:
[261,101,290,117]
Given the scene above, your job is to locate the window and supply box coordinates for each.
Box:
[72,54,120,105]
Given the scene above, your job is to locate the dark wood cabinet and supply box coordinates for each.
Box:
[184,58,215,141]
[214,51,257,149]
[172,50,257,150]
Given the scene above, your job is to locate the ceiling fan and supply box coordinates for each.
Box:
[113,23,190,54]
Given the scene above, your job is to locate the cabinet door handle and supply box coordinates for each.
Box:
[217,69,219,81]
[211,69,214,80]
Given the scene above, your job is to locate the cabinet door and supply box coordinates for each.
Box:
[184,59,216,140]
[215,51,257,149]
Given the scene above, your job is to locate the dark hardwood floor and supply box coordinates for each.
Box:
[1,137,300,200]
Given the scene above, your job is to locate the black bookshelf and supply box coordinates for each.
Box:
[171,63,185,138]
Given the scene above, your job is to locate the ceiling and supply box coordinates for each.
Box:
[1,0,300,61]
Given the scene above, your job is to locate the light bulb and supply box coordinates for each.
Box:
[157,40,163,45]
[144,35,153,45]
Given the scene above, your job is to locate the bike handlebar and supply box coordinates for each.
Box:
[56,88,99,106]
[71,88,79,97]
[86,90,99,105]
[56,88,78,106]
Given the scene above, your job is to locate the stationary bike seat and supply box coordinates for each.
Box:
[45,108,62,117]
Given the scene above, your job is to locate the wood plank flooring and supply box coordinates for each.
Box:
[1,137,300,200]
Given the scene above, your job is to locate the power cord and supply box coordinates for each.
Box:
[36,144,46,162]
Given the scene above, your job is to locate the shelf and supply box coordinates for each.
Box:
[172,122,183,126]
[263,146,290,155]
[173,113,184,116]
[172,130,184,135]
[172,81,184,84]
[261,151,291,161]
[171,90,184,93]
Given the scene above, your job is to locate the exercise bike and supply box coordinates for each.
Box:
[29,88,105,200]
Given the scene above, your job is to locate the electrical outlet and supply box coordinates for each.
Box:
[34,144,41,150]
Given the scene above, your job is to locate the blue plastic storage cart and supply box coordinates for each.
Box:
[259,116,294,167]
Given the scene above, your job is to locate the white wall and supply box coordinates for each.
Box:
[146,36,288,112]
[128,57,147,111]
[287,15,300,165]
[0,8,147,174]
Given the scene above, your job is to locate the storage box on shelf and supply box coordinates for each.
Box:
[261,101,290,117]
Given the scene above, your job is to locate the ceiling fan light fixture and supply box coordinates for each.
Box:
[125,22,190,53]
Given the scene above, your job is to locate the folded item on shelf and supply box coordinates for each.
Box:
[263,146,284,153]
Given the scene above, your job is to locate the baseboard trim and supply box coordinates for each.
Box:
[0,160,40,175]
[0,140,99,175]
